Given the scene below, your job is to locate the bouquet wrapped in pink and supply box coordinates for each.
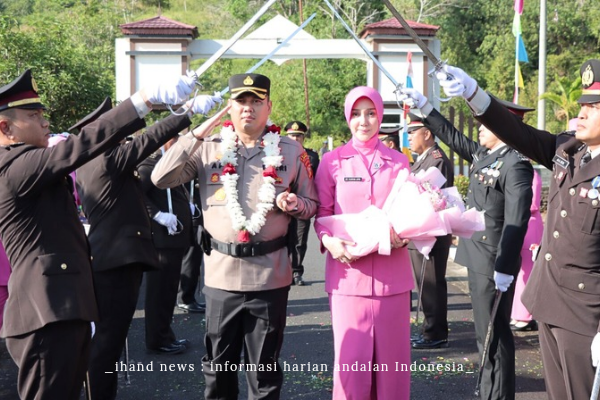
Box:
[316,167,485,258]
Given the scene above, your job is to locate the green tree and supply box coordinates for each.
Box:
[540,74,582,131]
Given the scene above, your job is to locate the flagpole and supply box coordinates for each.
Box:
[537,0,547,130]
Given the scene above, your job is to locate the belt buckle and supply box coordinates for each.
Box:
[240,243,252,257]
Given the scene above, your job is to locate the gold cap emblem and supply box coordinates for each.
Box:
[292,122,299,130]
[243,76,254,86]
[582,64,594,87]
[31,77,38,92]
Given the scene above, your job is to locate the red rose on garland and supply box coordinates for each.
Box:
[222,163,237,175]
[237,230,250,243]
[263,166,278,179]
[268,124,281,134]
[223,120,234,129]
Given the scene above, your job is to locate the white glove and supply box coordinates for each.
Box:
[436,64,478,99]
[154,211,177,228]
[186,92,223,116]
[591,333,600,366]
[397,88,428,109]
[147,71,196,105]
[494,271,514,292]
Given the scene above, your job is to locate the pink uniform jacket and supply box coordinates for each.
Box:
[314,142,414,296]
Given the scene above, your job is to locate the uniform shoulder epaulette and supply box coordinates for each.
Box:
[511,149,530,162]
[432,149,442,159]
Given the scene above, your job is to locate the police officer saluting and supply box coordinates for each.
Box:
[399,88,533,400]
[435,59,600,400]
[284,120,319,286]
[151,73,318,399]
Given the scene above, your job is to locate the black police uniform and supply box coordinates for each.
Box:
[422,107,533,400]
[408,140,454,346]
[76,99,192,399]
[467,59,600,399]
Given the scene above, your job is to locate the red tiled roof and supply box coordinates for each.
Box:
[360,17,439,38]
[119,16,198,38]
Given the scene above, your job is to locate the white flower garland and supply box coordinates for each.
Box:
[219,122,283,238]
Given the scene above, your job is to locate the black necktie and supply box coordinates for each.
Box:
[580,152,592,168]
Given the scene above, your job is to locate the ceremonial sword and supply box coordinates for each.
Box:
[475,289,503,397]
[322,0,401,90]
[193,0,278,78]
[219,13,317,97]
[591,365,600,400]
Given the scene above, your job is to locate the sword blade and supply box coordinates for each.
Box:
[220,13,317,97]
[194,0,277,78]
[591,366,600,400]
[322,0,399,88]
[381,0,442,69]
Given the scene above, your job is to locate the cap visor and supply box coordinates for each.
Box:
[230,90,267,100]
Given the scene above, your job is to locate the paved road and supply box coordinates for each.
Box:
[0,228,547,399]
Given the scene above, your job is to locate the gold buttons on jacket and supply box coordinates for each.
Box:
[544,253,552,261]
[578,283,585,290]
[482,236,487,240]
[133,170,140,179]
[560,210,567,218]
[61,263,68,270]
[569,188,576,196]
[137,231,141,236]
[553,231,560,239]
[594,200,599,207]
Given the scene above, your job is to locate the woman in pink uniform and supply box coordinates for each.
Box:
[314,86,413,400]
[511,170,544,331]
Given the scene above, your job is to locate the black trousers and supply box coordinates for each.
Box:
[178,226,203,305]
[6,320,91,400]
[468,269,516,400]
[539,322,595,400]
[409,234,451,340]
[145,248,186,348]
[202,286,289,400]
[291,218,311,276]
[88,264,144,400]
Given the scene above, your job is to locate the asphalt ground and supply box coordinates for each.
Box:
[0,229,548,399]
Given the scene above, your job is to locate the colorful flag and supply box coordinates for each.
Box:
[401,52,414,163]
[512,0,528,102]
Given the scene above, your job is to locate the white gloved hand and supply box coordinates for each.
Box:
[153,211,177,228]
[397,88,428,109]
[147,72,196,105]
[591,333,600,366]
[436,64,478,99]
[494,271,514,292]
[186,92,223,116]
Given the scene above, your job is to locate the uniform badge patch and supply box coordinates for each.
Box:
[299,151,313,179]
[210,173,219,183]
[214,188,226,201]
[432,149,442,159]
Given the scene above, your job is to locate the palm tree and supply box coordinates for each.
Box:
[539,74,582,130]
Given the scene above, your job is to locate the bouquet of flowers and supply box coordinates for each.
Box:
[316,167,485,258]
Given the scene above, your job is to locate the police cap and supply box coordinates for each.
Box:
[0,69,45,112]
[578,59,600,104]
[284,120,308,136]
[229,74,270,100]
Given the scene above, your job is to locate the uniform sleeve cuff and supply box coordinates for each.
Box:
[420,102,434,117]
[130,92,151,119]
[466,87,491,116]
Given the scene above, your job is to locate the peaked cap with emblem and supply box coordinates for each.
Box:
[406,112,426,132]
[0,69,45,112]
[284,120,308,135]
[68,97,113,132]
[229,73,270,100]
[491,95,535,119]
[578,59,600,104]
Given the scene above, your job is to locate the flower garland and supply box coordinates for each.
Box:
[219,120,283,243]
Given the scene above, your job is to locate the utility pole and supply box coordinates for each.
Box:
[537,0,547,130]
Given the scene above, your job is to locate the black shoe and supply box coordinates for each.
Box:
[293,273,305,286]
[511,320,538,332]
[177,302,205,313]
[147,343,186,355]
[173,339,191,349]
[410,333,423,343]
[412,338,448,349]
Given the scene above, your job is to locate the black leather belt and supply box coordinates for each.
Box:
[210,236,287,258]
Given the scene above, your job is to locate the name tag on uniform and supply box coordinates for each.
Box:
[344,177,363,182]
[552,154,569,169]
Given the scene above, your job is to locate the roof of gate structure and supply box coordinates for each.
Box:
[360,17,439,38]
[119,15,198,38]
